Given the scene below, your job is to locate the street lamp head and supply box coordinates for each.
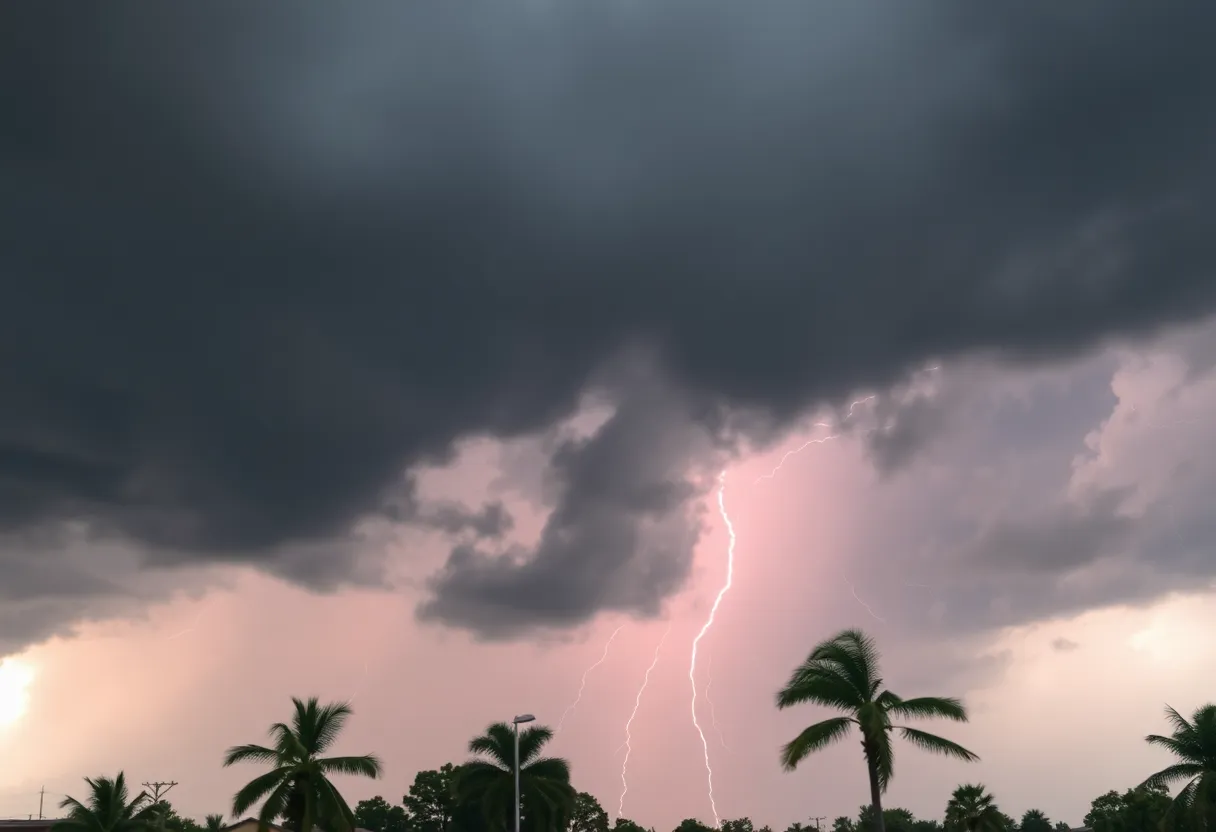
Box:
[513,714,536,724]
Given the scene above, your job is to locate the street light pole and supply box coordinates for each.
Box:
[512,714,535,832]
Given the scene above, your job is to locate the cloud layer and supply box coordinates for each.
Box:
[2,2,1215,641]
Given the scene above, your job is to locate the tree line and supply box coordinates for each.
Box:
[48,630,1215,832]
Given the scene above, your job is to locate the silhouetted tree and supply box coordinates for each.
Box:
[455,723,574,832]
[1140,703,1216,832]
[568,793,609,832]
[945,785,1004,832]
[53,774,159,832]
[612,820,649,832]
[354,797,409,832]
[1085,785,1172,832]
[859,807,918,832]
[223,697,382,832]
[405,766,459,832]
[1020,810,1051,832]
[777,630,979,832]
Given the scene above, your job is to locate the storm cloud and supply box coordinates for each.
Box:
[2,1,1216,640]
[418,380,717,637]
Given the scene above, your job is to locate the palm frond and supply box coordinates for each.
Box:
[268,723,301,759]
[1161,776,1198,832]
[899,726,980,762]
[872,724,895,792]
[53,800,102,832]
[232,767,294,816]
[885,696,969,723]
[57,796,92,816]
[1145,734,1199,760]
[290,697,321,753]
[777,662,867,711]
[224,744,283,768]
[1140,762,1205,791]
[454,760,509,800]
[808,630,880,699]
[314,773,357,832]
[1163,704,1196,740]
[516,725,555,765]
[1191,703,1216,733]
[253,779,295,832]
[317,754,384,778]
[522,756,571,783]
[313,700,354,754]
[469,723,516,768]
[779,717,855,771]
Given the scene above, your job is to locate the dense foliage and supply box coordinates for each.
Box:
[48,631,1214,832]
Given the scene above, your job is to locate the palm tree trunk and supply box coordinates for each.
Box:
[300,790,315,832]
[865,754,885,832]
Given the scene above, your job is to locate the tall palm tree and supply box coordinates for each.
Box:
[53,773,159,832]
[945,784,1005,832]
[455,722,576,832]
[776,629,979,832]
[1140,703,1216,831]
[204,815,227,832]
[223,697,383,832]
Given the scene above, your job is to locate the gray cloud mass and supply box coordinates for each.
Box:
[2,2,1216,640]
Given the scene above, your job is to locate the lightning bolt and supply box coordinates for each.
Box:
[557,624,625,732]
[349,661,370,703]
[845,578,886,623]
[754,396,876,484]
[688,470,737,828]
[704,654,729,751]
[165,609,204,641]
[617,624,671,820]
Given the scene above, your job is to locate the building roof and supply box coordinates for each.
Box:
[219,821,372,832]
[219,821,289,832]
[0,823,60,831]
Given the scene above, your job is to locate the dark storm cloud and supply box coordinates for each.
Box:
[2,2,1216,639]
[418,384,715,637]
[379,476,514,540]
[420,502,514,541]
[966,488,1136,574]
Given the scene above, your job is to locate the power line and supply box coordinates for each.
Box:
[143,781,179,832]
[0,788,70,820]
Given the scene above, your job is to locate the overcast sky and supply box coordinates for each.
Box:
[2,3,1215,832]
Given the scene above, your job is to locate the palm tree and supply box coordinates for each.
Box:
[776,629,979,832]
[455,722,576,832]
[945,784,1005,832]
[1140,703,1216,831]
[204,815,227,832]
[53,773,159,832]
[223,697,383,832]
[1019,809,1052,832]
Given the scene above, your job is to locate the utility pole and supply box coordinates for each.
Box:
[810,817,827,832]
[38,787,44,820]
[143,782,178,832]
